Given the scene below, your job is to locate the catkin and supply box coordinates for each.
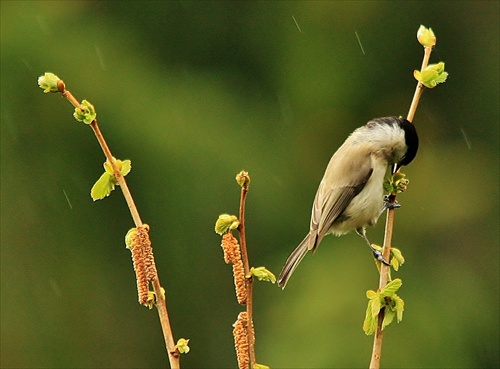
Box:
[137,225,157,282]
[221,232,247,304]
[233,312,250,369]
[129,224,156,305]
[221,232,239,264]
[130,237,148,305]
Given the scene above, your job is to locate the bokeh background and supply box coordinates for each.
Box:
[1,1,498,368]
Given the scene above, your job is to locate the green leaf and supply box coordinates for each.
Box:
[249,266,276,283]
[390,247,405,271]
[175,338,190,354]
[380,278,402,298]
[214,214,239,235]
[37,72,61,93]
[394,295,405,322]
[366,290,378,299]
[254,364,270,369]
[73,99,97,124]
[91,172,116,201]
[119,159,132,176]
[414,62,448,89]
[103,158,132,177]
[382,309,395,330]
[363,300,378,335]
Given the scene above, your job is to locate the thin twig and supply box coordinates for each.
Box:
[237,180,256,368]
[369,44,433,369]
[60,86,179,369]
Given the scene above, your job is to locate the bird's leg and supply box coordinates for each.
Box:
[381,195,401,213]
[356,227,390,266]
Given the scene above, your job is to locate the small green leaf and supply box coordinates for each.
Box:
[91,172,116,201]
[145,291,156,309]
[382,309,395,330]
[390,247,405,271]
[366,290,378,299]
[249,267,276,283]
[254,364,270,369]
[119,159,132,176]
[380,278,402,298]
[103,157,132,177]
[417,25,436,47]
[394,295,405,322]
[414,62,448,89]
[175,338,190,354]
[363,299,378,335]
[73,99,97,124]
[215,214,240,235]
[38,72,61,93]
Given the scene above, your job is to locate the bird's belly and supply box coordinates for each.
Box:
[330,182,384,235]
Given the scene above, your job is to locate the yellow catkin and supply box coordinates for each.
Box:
[233,259,247,305]
[233,312,250,369]
[221,232,239,264]
[221,233,247,304]
[137,225,157,282]
[131,243,148,305]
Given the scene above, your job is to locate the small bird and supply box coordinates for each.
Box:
[277,116,418,288]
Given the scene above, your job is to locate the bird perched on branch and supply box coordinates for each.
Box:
[277,116,418,288]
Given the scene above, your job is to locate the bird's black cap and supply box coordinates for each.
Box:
[397,117,419,168]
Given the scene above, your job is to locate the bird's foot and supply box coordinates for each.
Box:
[383,195,401,211]
[372,247,390,266]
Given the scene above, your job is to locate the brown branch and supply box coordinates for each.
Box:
[236,172,256,368]
[59,84,179,369]
[369,43,433,369]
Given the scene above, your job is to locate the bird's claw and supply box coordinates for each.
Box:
[383,195,401,211]
[372,248,391,266]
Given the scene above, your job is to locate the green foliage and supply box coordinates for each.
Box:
[249,266,276,283]
[253,364,270,369]
[175,338,190,354]
[73,99,97,124]
[214,214,240,235]
[363,279,405,335]
[90,158,132,201]
[417,25,436,47]
[37,72,61,93]
[390,247,405,272]
[384,172,409,195]
[414,62,448,88]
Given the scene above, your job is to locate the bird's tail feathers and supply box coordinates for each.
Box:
[277,233,314,289]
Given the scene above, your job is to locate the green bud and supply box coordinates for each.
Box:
[145,291,156,309]
[249,267,276,283]
[384,172,410,195]
[215,214,240,235]
[73,99,97,124]
[175,338,190,354]
[236,171,251,187]
[38,72,61,93]
[414,62,448,89]
[417,25,436,47]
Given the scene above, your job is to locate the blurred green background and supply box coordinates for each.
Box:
[1,1,498,368]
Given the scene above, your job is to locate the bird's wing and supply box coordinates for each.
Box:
[310,151,374,250]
